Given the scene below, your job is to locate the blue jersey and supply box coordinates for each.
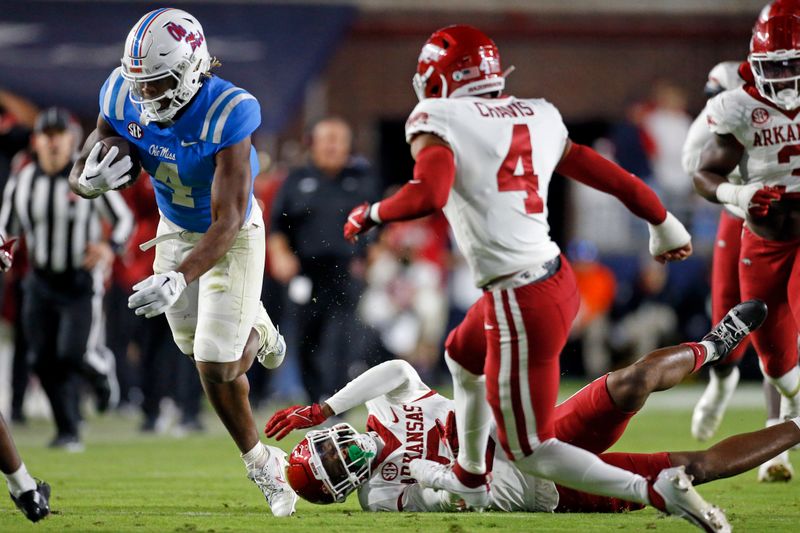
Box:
[98,67,261,232]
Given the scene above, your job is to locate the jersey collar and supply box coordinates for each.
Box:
[744,84,800,120]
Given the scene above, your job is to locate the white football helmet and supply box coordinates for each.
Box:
[704,61,744,98]
[121,8,212,124]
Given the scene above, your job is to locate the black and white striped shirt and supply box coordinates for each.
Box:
[0,160,134,273]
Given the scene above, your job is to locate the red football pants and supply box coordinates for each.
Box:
[711,211,749,364]
[446,256,580,459]
[738,227,800,379]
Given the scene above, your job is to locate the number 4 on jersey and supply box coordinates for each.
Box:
[497,124,544,214]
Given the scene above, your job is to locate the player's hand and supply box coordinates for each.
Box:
[654,242,693,264]
[265,403,328,440]
[648,211,691,260]
[435,410,460,456]
[83,242,114,270]
[127,271,186,318]
[343,202,377,243]
[747,185,783,218]
[0,237,17,272]
[77,142,133,195]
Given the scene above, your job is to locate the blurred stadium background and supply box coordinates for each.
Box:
[0,0,792,530]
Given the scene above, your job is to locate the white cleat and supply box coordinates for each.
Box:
[409,459,490,510]
[248,445,298,517]
[692,367,740,441]
[653,466,731,532]
[757,450,793,483]
[254,305,286,370]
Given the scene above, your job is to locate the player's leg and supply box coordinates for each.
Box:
[555,418,800,513]
[192,218,296,516]
[670,418,800,485]
[739,228,798,481]
[443,298,492,479]
[0,413,50,522]
[693,211,747,441]
[490,259,726,530]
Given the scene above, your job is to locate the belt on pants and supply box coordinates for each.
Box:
[483,256,561,292]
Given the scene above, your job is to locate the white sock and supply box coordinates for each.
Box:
[254,304,277,349]
[445,353,492,475]
[242,441,268,471]
[766,417,782,428]
[5,463,37,498]
[516,438,650,505]
[699,341,718,365]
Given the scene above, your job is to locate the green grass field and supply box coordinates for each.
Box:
[1,382,797,532]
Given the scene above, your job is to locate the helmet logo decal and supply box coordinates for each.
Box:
[419,43,446,63]
[166,22,205,52]
[166,22,188,41]
[127,121,143,139]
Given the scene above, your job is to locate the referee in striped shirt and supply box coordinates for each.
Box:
[0,107,133,450]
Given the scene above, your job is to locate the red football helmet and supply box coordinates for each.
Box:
[286,423,378,505]
[412,25,505,101]
[750,0,800,109]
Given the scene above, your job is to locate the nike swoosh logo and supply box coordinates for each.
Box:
[484,324,494,330]
[181,140,198,147]
[389,407,399,424]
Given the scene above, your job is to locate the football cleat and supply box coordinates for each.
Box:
[691,367,740,441]
[703,300,767,363]
[9,480,50,523]
[409,459,490,510]
[248,445,297,517]
[652,466,731,532]
[254,305,286,370]
[757,450,793,483]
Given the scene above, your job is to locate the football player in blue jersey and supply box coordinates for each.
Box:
[68,8,297,516]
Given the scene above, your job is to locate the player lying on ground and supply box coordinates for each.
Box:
[265,301,794,524]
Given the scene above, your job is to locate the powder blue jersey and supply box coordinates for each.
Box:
[98,67,260,232]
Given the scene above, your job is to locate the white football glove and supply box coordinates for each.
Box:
[0,237,17,273]
[77,142,133,196]
[127,271,187,318]
[648,211,691,256]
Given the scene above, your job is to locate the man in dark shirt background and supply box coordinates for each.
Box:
[268,117,379,402]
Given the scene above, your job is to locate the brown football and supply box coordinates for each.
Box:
[98,136,142,189]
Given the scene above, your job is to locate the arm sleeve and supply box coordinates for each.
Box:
[705,91,739,136]
[374,144,455,223]
[216,93,261,149]
[405,99,451,144]
[682,107,713,174]
[96,190,135,252]
[324,360,430,415]
[0,173,19,239]
[556,143,667,225]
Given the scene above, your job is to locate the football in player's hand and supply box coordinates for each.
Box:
[98,136,142,189]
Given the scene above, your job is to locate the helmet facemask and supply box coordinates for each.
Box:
[305,424,377,503]
[750,53,800,110]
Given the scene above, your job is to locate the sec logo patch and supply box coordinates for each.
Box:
[751,108,770,126]
[127,121,143,139]
[381,462,398,481]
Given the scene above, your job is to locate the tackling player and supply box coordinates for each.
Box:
[68,8,295,515]
[267,301,794,527]
[692,0,800,481]
[341,24,719,530]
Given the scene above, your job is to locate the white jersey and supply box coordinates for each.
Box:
[405,96,565,287]
[682,102,746,219]
[706,85,800,193]
[354,368,558,513]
